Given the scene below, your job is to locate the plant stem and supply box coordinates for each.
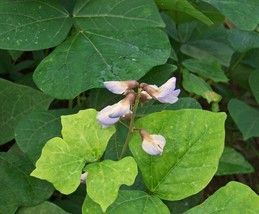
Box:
[68,99,73,109]
[119,87,142,160]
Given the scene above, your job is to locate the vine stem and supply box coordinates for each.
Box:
[119,87,142,160]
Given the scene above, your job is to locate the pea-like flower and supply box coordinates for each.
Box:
[80,172,88,183]
[140,130,166,155]
[104,80,139,94]
[97,92,135,128]
[141,77,180,104]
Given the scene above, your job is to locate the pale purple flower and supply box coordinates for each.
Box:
[97,93,135,128]
[104,80,139,94]
[140,130,166,155]
[141,77,180,104]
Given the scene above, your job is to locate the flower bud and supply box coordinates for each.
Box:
[140,130,166,155]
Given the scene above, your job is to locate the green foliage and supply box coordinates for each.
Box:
[130,110,226,200]
[82,190,170,214]
[216,146,254,176]
[0,149,54,214]
[16,201,68,214]
[0,0,72,50]
[31,109,115,194]
[0,0,258,213]
[15,109,75,164]
[202,0,259,31]
[228,99,259,140]
[185,181,259,213]
[33,0,170,99]
[0,79,53,145]
[84,157,138,212]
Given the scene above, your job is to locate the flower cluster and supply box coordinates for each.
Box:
[96,77,180,156]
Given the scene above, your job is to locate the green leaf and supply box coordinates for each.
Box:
[164,192,203,214]
[129,109,226,200]
[182,59,228,83]
[185,181,259,213]
[0,152,54,214]
[0,0,72,50]
[73,0,165,30]
[227,29,259,53]
[31,109,115,194]
[181,40,234,67]
[33,28,170,99]
[0,50,12,74]
[54,184,86,214]
[17,201,68,214]
[82,190,170,214]
[182,69,222,103]
[139,63,177,86]
[243,48,259,69]
[202,0,259,31]
[249,70,259,104]
[137,97,202,118]
[228,99,259,140]
[15,109,75,164]
[216,146,254,176]
[161,13,197,43]
[33,0,170,99]
[155,0,213,25]
[0,78,53,145]
[84,157,138,212]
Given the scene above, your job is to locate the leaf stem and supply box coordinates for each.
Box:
[119,87,142,160]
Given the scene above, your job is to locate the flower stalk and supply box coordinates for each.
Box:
[119,86,142,160]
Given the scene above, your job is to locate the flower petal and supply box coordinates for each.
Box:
[156,89,181,104]
[141,131,166,155]
[159,77,176,92]
[104,81,128,94]
[108,101,131,118]
[104,80,139,94]
[97,105,120,128]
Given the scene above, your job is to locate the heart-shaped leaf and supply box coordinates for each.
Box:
[33,28,170,99]
[84,157,138,212]
[31,109,115,194]
[129,109,226,200]
[33,0,171,99]
[0,0,72,50]
[0,78,53,145]
[185,181,259,213]
[228,98,259,140]
[82,190,169,214]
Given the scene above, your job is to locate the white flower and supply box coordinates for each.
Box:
[80,172,88,183]
[140,130,166,155]
[97,93,135,128]
[104,80,139,94]
[141,77,180,104]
